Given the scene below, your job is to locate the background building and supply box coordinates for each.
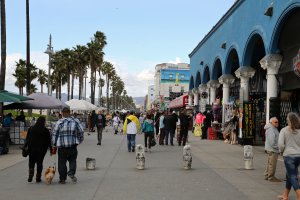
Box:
[154,63,190,110]
[146,85,155,111]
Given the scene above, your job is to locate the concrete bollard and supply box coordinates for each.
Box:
[244,145,253,170]
[135,144,145,170]
[183,144,192,170]
[86,157,96,170]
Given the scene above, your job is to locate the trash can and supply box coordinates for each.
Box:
[0,128,9,154]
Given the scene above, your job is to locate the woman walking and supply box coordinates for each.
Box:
[25,116,52,182]
[142,114,155,152]
[278,112,300,200]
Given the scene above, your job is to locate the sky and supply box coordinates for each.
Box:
[4,0,236,98]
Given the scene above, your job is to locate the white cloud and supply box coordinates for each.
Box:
[168,57,182,64]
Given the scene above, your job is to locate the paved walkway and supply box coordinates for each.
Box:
[0,126,295,200]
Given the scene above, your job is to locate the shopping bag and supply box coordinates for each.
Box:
[194,125,202,137]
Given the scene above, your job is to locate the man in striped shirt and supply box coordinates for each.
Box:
[52,107,84,184]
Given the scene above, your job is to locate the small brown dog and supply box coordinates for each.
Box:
[44,166,56,184]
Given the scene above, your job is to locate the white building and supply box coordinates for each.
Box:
[154,63,190,110]
[146,85,155,110]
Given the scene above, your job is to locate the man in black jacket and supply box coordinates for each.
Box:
[163,111,177,146]
[178,109,191,146]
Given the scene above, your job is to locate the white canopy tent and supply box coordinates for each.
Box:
[64,99,98,111]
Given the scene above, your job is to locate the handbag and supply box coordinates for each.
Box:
[21,144,29,157]
[150,137,156,147]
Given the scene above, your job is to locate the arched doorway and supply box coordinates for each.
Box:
[243,33,267,144]
[195,71,201,88]
[212,58,223,99]
[272,7,300,123]
[203,66,210,84]
[225,48,240,101]
[189,76,194,91]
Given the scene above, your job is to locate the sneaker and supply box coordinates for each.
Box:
[145,148,148,152]
[132,149,135,152]
[68,174,77,183]
[59,180,66,184]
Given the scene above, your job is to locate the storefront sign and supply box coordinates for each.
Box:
[293,49,300,78]
[169,94,188,109]
[243,102,254,139]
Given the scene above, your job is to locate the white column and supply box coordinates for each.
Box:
[219,75,235,104]
[219,74,236,123]
[235,66,256,102]
[207,80,220,105]
[188,93,193,106]
[193,91,199,106]
[223,83,230,104]
[260,54,283,122]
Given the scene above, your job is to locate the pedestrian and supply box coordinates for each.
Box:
[202,110,212,139]
[16,110,26,123]
[112,112,121,135]
[178,109,191,146]
[51,107,84,184]
[163,111,177,146]
[123,111,140,152]
[154,111,161,136]
[277,112,300,200]
[89,110,96,132]
[264,117,281,182]
[138,113,145,134]
[159,111,166,145]
[142,113,154,152]
[25,116,52,183]
[3,113,14,144]
[95,110,106,145]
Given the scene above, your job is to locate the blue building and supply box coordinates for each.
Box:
[189,0,300,143]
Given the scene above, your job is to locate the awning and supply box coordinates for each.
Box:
[0,90,33,103]
[169,94,188,109]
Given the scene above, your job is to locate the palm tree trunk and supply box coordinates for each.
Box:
[67,74,70,100]
[41,84,43,93]
[26,0,31,95]
[90,69,94,104]
[106,77,109,113]
[71,72,74,99]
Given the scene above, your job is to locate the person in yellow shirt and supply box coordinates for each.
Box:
[123,111,140,152]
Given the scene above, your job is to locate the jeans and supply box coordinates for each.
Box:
[28,147,47,175]
[144,132,154,149]
[58,147,78,181]
[127,134,136,151]
[165,129,175,145]
[283,155,300,190]
[97,126,103,144]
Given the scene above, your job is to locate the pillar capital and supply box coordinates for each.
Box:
[188,90,194,96]
[235,66,256,79]
[198,84,207,93]
[259,54,283,75]
[192,88,198,95]
[207,80,220,89]
[218,74,235,85]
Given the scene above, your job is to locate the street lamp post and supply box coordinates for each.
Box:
[83,71,88,100]
[44,34,54,96]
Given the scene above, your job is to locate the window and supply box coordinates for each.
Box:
[181,86,184,93]
[169,74,173,80]
[151,94,153,96]
[180,75,185,80]
[169,86,172,92]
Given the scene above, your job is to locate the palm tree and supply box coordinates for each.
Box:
[0,0,6,92]
[37,69,47,93]
[98,78,105,106]
[73,45,88,99]
[26,0,31,95]
[12,59,26,95]
[102,61,115,112]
